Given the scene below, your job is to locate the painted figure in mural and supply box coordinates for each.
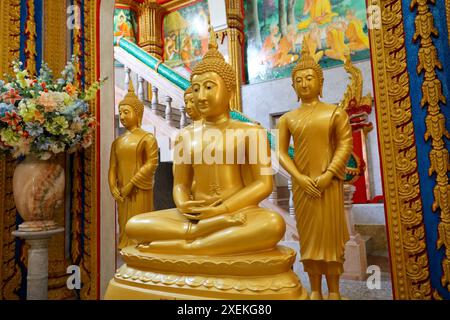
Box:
[184,86,201,122]
[345,10,369,51]
[114,11,134,39]
[325,22,349,62]
[181,33,194,70]
[165,33,179,61]
[260,23,281,66]
[298,0,338,29]
[125,27,286,256]
[108,81,159,250]
[273,25,299,67]
[277,40,353,300]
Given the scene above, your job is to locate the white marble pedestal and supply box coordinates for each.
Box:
[342,184,368,280]
[12,227,64,300]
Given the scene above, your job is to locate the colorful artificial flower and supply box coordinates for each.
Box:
[1,89,22,105]
[0,103,13,116]
[11,137,31,158]
[81,133,93,149]
[0,127,20,146]
[49,141,65,154]
[44,116,69,135]
[25,122,43,137]
[37,92,60,112]
[1,110,21,127]
[33,109,45,124]
[18,100,38,122]
[65,83,77,97]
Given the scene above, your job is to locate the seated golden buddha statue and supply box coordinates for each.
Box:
[104,28,307,300]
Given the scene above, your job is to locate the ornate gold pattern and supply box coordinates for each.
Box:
[0,0,20,73]
[122,246,297,274]
[81,0,99,299]
[69,0,99,300]
[369,0,432,299]
[43,0,67,74]
[107,247,306,299]
[25,0,37,76]
[114,265,299,292]
[41,1,73,300]
[73,0,83,87]
[339,55,373,133]
[410,0,450,291]
[137,0,166,59]
[225,0,244,111]
[0,0,23,300]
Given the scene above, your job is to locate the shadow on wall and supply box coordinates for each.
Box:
[154,157,176,210]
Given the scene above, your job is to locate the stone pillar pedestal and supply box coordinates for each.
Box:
[12,228,64,300]
[342,184,368,280]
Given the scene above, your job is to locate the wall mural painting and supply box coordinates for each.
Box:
[245,0,371,84]
[114,7,138,44]
[163,0,209,78]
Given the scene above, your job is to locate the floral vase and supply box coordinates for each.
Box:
[12,155,65,231]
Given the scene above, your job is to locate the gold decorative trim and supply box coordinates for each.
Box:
[369,0,432,299]
[25,0,37,76]
[73,0,83,87]
[0,0,22,300]
[81,0,99,299]
[122,246,296,275]
[69,0,99,300]
[43,0,67,74]
[411,0,450,291]
[114,265,299,292]
[137,0,166,59]
[226,0,244,111]
[42,0,73,300]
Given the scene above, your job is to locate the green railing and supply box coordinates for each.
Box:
[116,38,358,181]
[117,38,190,91]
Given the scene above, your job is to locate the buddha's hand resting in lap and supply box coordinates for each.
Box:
[178,197,222,214]
[182,199,227,220]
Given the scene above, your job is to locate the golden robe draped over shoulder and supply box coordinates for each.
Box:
[289,104,352,267]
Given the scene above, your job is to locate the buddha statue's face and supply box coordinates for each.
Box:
[119,104,138,129]
[184,92,199,120]
[191,71,231,119]
[293,68,321,101]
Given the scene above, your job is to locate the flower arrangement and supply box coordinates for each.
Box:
[0,57,106,159]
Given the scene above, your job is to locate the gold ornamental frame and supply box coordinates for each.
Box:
[368,0,443,299]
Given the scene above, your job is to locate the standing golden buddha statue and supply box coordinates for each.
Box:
[108,81,159,250]
[104,26,307,300]
[277,41,353,300]
[184,86,202,121]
